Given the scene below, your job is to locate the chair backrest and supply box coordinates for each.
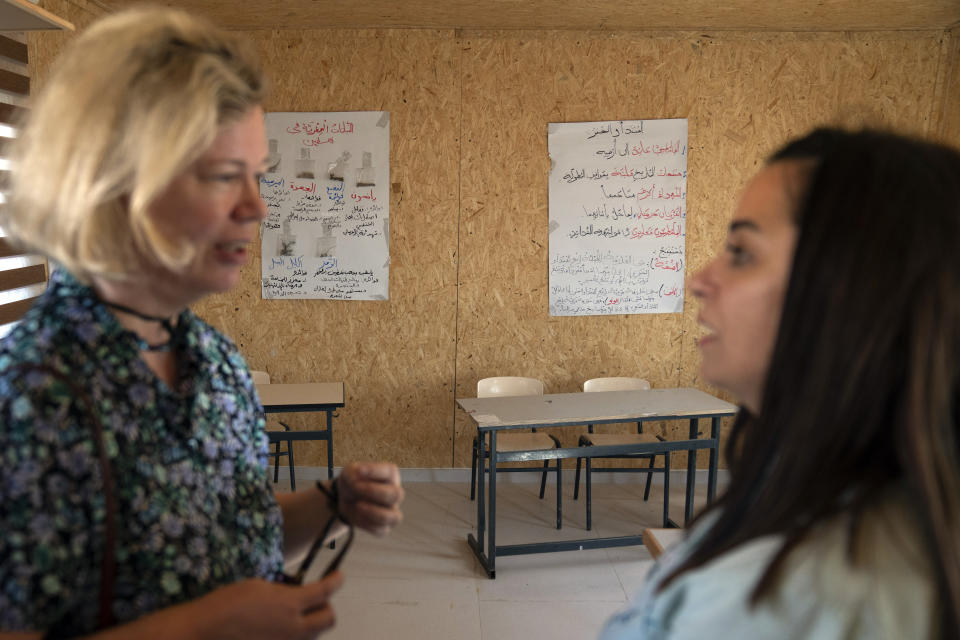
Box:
[583,377,651,392]
[251,370,271,385]
[478,376,544,398]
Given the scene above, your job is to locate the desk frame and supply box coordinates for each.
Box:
[460,390,735,579]
[259,383,344,490]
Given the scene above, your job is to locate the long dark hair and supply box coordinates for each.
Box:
[663,128,960,636]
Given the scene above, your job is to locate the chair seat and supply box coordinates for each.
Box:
[642,528,684,559]
[470,376,561,530]
[495,432,558,452]
[581,432,659,446]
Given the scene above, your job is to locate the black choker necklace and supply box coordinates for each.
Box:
[102,300,178,352]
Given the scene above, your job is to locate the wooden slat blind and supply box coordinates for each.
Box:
[0,31,46,339]
[0,102,23,124]
[0,262,42,289]
[0,237,25,257]
[0,296,34,325]
[0,36,28,64]
[0,67,28,95]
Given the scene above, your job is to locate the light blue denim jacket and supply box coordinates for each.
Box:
[599,489,934,640]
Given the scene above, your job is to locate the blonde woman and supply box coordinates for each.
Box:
[0,8,403,637]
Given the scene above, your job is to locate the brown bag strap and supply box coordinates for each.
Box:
[4,363,118,629]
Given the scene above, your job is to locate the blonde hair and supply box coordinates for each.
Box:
[3,7,265,281]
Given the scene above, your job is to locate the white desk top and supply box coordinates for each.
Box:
[457,387,737,429]
[256,382,344,408]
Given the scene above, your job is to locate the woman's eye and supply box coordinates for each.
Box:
[725,242,751,266]
[200,171,241,183]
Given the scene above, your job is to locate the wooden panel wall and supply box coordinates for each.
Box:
[26,15,952,469]
[199,29,462,468]
[938,28,960,144]
[27,0,103,78]
[94,0,960,32]
[453,29,944,469]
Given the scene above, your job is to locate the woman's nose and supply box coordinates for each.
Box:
[239,175,268,221]
[689,259,715,299]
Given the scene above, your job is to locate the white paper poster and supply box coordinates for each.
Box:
[548,118,687,316]
[260,111,390,300]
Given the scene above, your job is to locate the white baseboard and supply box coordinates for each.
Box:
[280,466,729,487]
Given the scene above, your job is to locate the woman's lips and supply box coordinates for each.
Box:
[213,240,249,264]
[696,316,717,348]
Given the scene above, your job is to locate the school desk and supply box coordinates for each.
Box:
[257,382,344,490]
[457,387,737,578]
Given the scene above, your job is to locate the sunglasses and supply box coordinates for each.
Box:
[281,482,354,585]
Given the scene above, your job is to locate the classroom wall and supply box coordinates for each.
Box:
[28,0,103,56]
[450,29,953,469]
[28,7,959,470]
[939,28,960,141]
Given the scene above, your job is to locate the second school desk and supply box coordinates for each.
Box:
[457,387,737,578]
[256,382,344,490]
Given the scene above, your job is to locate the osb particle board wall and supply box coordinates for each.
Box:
[452,29,951,470]
[940,29,960,142]
[27,15,957,470]
[235,27,948,471]
[26,0,104,67]
[198,29,462,469]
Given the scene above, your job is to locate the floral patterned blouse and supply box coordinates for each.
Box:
[0,269,284,634]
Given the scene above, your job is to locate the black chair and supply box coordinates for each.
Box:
[573,377,670,530]
[252,370,297,490]
[469,376,563,529]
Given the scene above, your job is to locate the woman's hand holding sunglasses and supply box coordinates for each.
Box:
[281,462,405,585]
[337,462,404,536]
[188,573,344,640]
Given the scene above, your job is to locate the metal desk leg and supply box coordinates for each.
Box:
[326,409,334,481]
[487,429,497,578]
[707,417,720,502]
[555,456,561,530]
[662,452,670,527]
[477,430,486,548]
[586,456,592,531]
[685,418,698,524]
[467,430,494,575]
[288,437,296,491]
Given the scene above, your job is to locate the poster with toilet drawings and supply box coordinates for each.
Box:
[260,111,389,300]
[548,118,687,316]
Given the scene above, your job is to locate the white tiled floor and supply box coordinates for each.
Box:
[280,478,711,640]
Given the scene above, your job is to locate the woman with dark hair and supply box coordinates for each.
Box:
[599,128,960,639]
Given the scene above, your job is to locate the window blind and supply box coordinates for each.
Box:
[0,32,46,339]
